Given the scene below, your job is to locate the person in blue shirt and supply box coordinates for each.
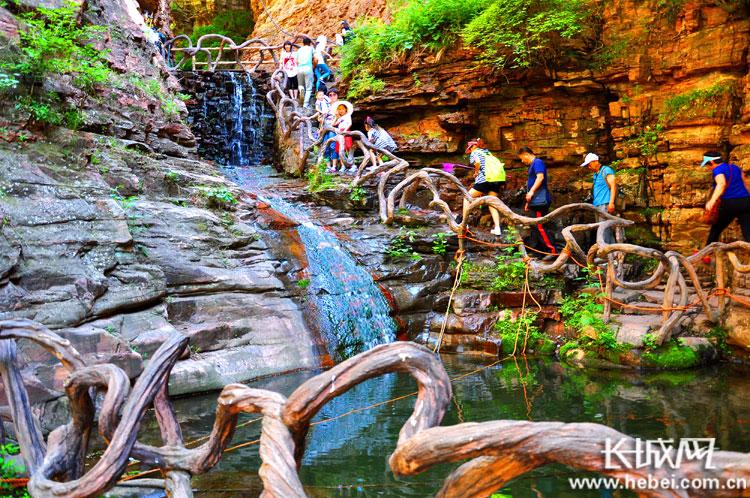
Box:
[701,150,750,245]
[580,152,616,244]
[519,146,558,257]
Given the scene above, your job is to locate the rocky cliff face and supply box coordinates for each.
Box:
[248,0,388,44]
[0,0,320,426]
[254,0,748,253]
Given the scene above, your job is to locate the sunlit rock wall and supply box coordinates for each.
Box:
[249,0,748,253]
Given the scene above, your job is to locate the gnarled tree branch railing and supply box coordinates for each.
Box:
[166,33,750,341]
[0,320,451,498]
[165,34,339,74]
[378,165,750,343]
[4,320,750,497]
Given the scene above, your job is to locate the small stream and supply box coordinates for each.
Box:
[184,72,396,360]
[136,356,750,497]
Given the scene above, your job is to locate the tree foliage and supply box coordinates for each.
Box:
[462,0,586,71]
[2,1,110,90]
[341,0,589,98]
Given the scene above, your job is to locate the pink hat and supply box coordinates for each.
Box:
[465,139,480,154]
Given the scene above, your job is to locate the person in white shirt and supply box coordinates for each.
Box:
[279,41,299,100]
[314,35,332,93]
[332,101,353,174]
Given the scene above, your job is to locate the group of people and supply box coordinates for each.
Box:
[278,21,353,109]
[461,140,749,259]
[301,88,398,175]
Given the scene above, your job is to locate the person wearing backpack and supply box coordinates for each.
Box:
[580,152,617,245]
[462,138,505,236]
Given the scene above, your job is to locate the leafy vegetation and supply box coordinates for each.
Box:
[494,312,555,355]
[2,1,111,90]
[197,186,238,208]
[559,292,625,354]
[349,185,366,202]
[431,232,449,255]
[341,0,590,97]
[462,0,587,71]
[297,278,311,289]
[385,228,421,260]
[306,166,338,192]
[0,2,112,129]
[1,443,29,498]
[625,81,735,157]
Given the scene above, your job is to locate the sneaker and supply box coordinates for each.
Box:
[348,166,358,176]
[490,226,502,236]
[338,166,347,174]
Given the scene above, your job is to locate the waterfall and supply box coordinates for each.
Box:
[227,72,247,166]
[183,71,273,166]
[257,193,397,359]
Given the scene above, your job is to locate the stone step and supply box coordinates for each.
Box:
[613,315,664,347]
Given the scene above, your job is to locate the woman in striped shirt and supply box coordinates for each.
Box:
[364,117,397,169]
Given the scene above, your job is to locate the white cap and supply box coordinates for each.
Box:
[580,153,599,167]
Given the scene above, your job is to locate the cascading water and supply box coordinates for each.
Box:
[182,71,273,166]
[249,187,397,359]
[227,72,247,166]
[185,71,396,359]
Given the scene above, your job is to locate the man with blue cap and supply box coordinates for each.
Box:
[581,152,616,244]
[701,150,750,247]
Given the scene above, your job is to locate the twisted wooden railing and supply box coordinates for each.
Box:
[165,34,339,73]
[265,63,750,342]
[163,32,750,341]
[3,320,750,497]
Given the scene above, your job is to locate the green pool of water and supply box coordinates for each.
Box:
[136,355,750,497]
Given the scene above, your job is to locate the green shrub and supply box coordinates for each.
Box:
[346,73,385,100]
[198,186,237,208]
[386,227,421,260]
[341,0,486,97]
[1,443,29,498]
[179,10,255,68]
[495,312,554,355]
[560,292,624,352]
[306,166,337,192]
[431,232,449,255]
[462,0,586,70]
[3,1,111,89]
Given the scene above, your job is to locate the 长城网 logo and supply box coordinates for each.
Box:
[603,438,716,470]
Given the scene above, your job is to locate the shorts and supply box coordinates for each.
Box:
[335,135,353,153]
[286,75,298,90]
[473,181,505,194]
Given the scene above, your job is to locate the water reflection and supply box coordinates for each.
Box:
[135,356,750,497]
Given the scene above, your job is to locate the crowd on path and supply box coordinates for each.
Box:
[460,138,750,260]
[275,22,750,259]
[278,21,353,110]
